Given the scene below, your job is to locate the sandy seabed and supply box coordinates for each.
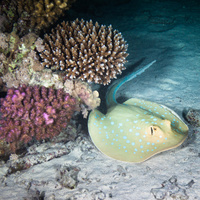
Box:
[1,0,200,199]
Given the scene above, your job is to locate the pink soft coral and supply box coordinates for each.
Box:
[0,84,79,151]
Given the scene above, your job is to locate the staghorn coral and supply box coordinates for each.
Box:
[0,84,79,151]
[0,0,76,36]
[39,18,129,85]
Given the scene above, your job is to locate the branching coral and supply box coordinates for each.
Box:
[38,18,129,85]
[0,84,79,151]
[18,0,76,33]
[29,73,101,118]
[0,0,76,36]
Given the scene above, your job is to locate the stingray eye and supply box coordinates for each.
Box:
[150,126,154,135]
[150,126,157,135]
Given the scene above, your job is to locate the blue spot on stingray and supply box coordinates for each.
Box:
[125,150,127,152]
[159,135,162,138]
[157,140,159,142]
[123,146,126,149]
[147,142,150,145]
[140,145,143,148]
[99,132,101,134]
[120,129,123,132]
[112,130,114,133]
[147,149,149,152]
[116,134,118,137]
[131,142,135,146]
[119,123,123,126]
[116,139,118,141]
[123,136,127,139]
[129,129,133,132]
[160,123,164,125]
[134,120,138,123]
[126,119,129,121]
[143,135,146,138]
[141,119,145,121]
[126,140,130,143]
[162,115,165,117]
[101,118,104,120]
[100,122,102,124]
[154,147,157,149]
[135,132,140,136]
[165,137,168,140]
[111,121,114,125]
[153,118,157,121]
[152,143,155,145]
[139,139,142,142]
[104,126,107,129]
[111,142,114,145]
[135,148,138,152]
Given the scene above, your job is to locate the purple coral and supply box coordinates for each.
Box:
[0,84,78,150]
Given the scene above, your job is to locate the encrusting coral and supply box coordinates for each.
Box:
[0,0,76,36]
[39,18,129,85]
[0,84,79,152]
[0,31,44,89]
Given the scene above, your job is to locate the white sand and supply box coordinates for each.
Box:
[0,0,200,199]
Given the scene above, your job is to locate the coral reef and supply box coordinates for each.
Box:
[0,85,79,151]
[185,109,200,127]
[39,18,129,85]
[151,176,194,200]
[0,31,100,116]
[29,72,101,117]
[0,0,76,36]
[61,79,101,117]
[0,32,44,90]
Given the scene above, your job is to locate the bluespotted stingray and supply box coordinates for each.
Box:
[88,60,188,162]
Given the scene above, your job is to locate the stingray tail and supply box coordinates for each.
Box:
[106,60,156,108]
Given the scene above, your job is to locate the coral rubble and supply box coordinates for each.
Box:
[0,85,79,151]
[39,18,129,85]
[151,176,194,200]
